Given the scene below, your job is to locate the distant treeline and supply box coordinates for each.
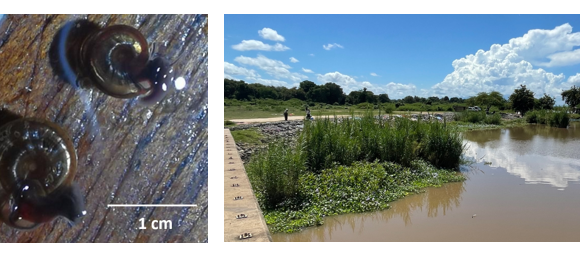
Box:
[225,79,580,114]
[224,79,466,105]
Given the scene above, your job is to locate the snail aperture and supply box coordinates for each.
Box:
[0,118,85,229]
[50,19,178,105]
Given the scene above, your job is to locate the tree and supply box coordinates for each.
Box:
[537,93,556,110]
[561,85,580,113]
[299,80,317,95]
[359,88,368,103]
[291,88,306,100]
[402,95,415,104]
[322,82,345,105]
[509,85,535,115]
[378,94,390,103]
[428,96,440,103]
[348,91,362,104]
[442,96,449,102]
[475,91,505,112]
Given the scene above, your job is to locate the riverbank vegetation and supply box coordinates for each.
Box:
[453,111,502,125]
[229,128,263,144]
[246,113,465,233]
[525,109,570,128]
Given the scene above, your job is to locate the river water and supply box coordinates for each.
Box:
[273,122,580,242]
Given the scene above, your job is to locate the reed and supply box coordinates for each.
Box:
[454,111,501,125]
[525,109,569,128]
[246,139,306,209]
[303,111,464,171]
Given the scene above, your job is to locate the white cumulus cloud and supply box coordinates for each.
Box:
[224,61,290,87]
[232,40,290,51]
[302,68,314,73]
[258,28,285,42]
[429,23,580,102]
[323,43,344,50]
[290,57,299,63]
[370,72,379,77]
[224,61,260,80]
[234,54,308,83]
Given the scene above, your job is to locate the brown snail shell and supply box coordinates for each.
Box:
[0,118,84,229]
[80,25,151,98]
[50,20,175,104]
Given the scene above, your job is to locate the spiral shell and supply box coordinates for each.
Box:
[50,20,176,104]
[0,118,80,229]
[0,118,76,193]
[80,25,151,98]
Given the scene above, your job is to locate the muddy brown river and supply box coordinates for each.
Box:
[273,123,580,242]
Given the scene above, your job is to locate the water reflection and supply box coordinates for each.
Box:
[463,123,580,188]
[273,181,465,242]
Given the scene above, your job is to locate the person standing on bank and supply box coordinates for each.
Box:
[306,107,311,120]
[284,108,288,121]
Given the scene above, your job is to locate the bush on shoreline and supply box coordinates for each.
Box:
[525,109,569,128]
[303,112,464,171]
[453,111,501,125]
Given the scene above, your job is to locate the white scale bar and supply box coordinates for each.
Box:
[108,204,197,207]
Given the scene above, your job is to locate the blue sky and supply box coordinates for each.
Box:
[224,15,580,103]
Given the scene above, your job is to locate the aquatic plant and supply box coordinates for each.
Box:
[262,160,465,233]
[302,111,464,171]
[246,139,306,209]
[525,110,569,128]
[454,111,501,125]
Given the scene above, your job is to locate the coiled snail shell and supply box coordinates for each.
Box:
[51,20,175,104]
[0,118,85,229]
[81,25,151,98]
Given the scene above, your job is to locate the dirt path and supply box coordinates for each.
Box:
[227,112,455,124]
[229,115,355,124]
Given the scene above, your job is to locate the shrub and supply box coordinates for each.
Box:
[525,110,538,123]
[549,111,569,128]
[302,112,464,171]
[246,140,306,209]
[484,113,501,125]
[526,110,569,128]
[383,104,395,114]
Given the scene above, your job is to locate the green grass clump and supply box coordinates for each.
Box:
[230,128,263,144]
[454,111,501,125]
[525,110,569,128]
[549,111,570,128]
[484,113,502,125]
[260,160,465,233]
[302,111,464,171]
[246,140,306,209]
[224,120,236,126]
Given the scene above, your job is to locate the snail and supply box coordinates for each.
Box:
[49,19,181,105]
[0,118,85,229]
